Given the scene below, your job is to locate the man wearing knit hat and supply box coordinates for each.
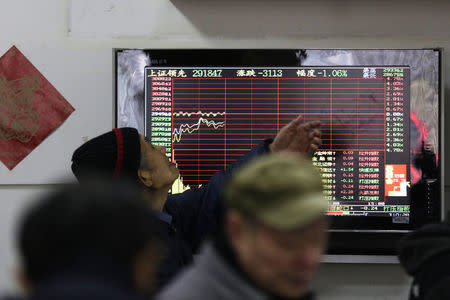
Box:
[156,153,328,300]
[71,115,322,288]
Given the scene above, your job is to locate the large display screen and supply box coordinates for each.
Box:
[145,66,410,220]
[116,49,442,253]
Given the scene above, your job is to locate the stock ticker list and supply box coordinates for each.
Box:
[145,67,410,217]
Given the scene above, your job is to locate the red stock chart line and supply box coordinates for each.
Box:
[169,77,386,188]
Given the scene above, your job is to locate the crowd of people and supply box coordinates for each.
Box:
[1,115,447,300]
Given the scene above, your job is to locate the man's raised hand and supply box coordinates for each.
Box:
[269,115,322,155]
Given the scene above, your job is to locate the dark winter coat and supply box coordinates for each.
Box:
[156,140,272,288]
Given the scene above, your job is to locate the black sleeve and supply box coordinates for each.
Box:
[166,139,272,252]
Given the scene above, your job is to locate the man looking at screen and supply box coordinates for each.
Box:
[156,154,329,300]
[70,115,322,288]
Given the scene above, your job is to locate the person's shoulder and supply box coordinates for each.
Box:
[155,262,211,300]
[166,187,206,210]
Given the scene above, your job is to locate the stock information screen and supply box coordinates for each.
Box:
[145,66,410,218]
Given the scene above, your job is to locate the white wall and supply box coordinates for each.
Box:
[1,0,449,298]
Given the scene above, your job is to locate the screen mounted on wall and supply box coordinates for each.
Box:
[116,49,442,254]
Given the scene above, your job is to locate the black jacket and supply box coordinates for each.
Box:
[398,221,450,300]
[156,140,272,288]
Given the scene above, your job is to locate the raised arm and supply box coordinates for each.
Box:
[167,115,322,251]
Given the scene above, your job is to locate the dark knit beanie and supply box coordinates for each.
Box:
[71,128,141,182]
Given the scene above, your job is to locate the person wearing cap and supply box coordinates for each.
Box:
[156,153,329,300]
[70,115,322,289]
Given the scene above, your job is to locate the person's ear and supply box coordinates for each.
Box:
[225,210,246,242]
[138,168,153,188]
[16,269,32,295]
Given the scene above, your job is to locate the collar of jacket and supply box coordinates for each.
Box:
[152,210,173,225]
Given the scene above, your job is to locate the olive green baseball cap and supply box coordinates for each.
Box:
[224,153,327,230]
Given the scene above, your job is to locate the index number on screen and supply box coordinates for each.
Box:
[192,69,223,77]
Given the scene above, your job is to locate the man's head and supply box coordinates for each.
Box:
[16,180,163,295]
[71,128,179,190]
[223,153,329,299]
[137,135,179,190]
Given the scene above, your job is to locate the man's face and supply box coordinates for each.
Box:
[229,214,328,298]
[139,135,179,189]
